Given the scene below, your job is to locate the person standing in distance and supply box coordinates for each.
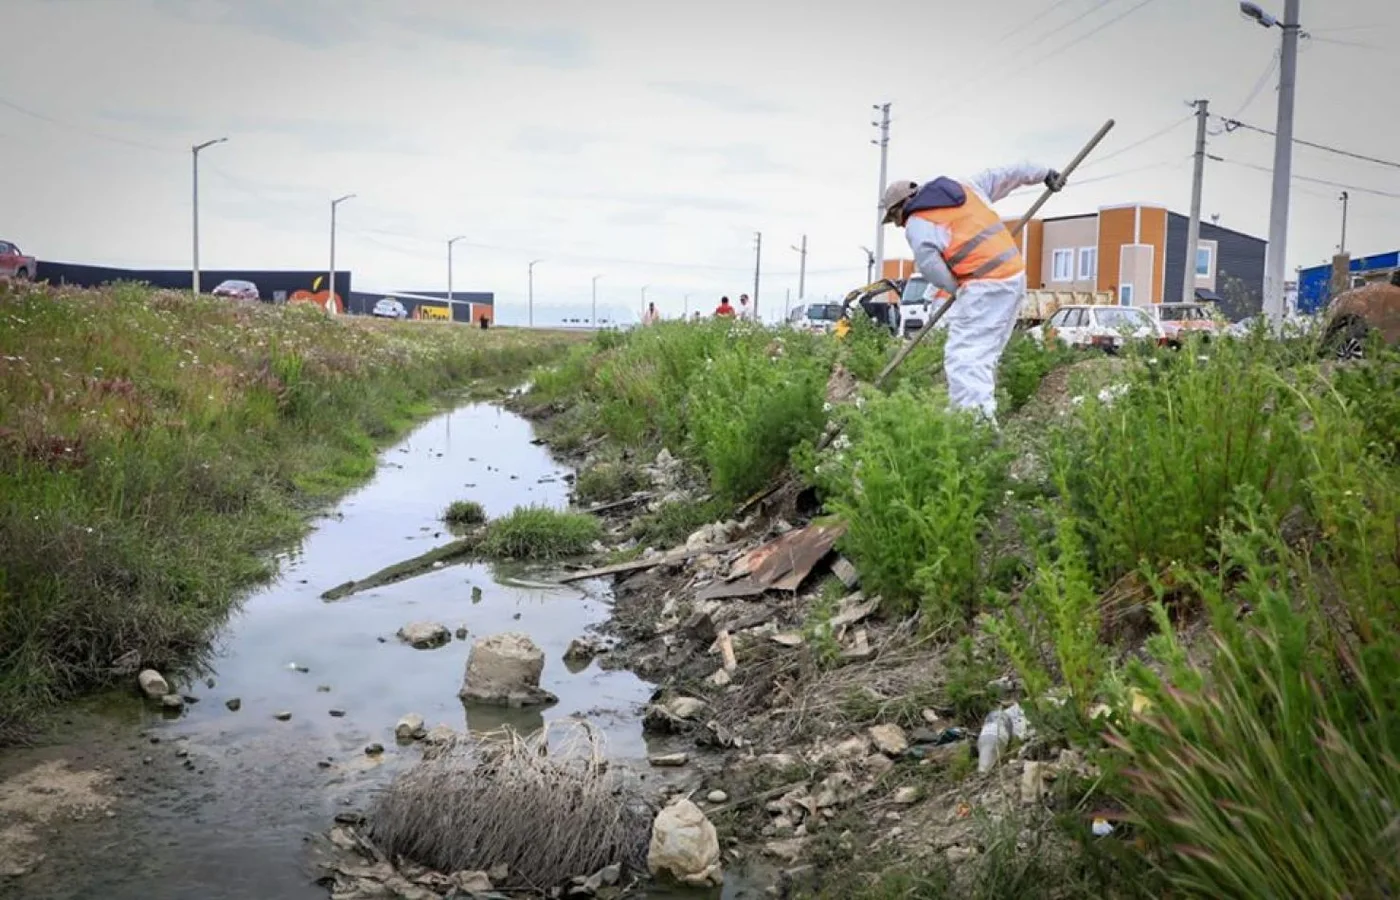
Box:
[880,163,1063,424]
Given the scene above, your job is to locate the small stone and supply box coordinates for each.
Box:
[181,694,200,704]
[471,586,484,603]
[831,556,860,589]
[142,756,152,765]
[770,632,804,647]
[317,760,332,769]
[175,748,189,759]
[450,871,494,893]
[317,685,332,693]
[487,863,509,883]
[649,753,690,767]
[397,622,451,650]
[868,724,910,757]
[892,786,920,805]
[455,627,468,640]
[863,753,896,777]
[274,711,292,721]
[597,862,621,886]
[921,708,945,727]
[945,845,979,865]
[365,743,385,756]
[137,669,169,700]
[708,668,732,688]
[205,677,216,689]
[395,714,427,740]
[160,694,184,710]
[1021,761,1045,804]
[225,698,241,711]
[706,790,728,804]
[424,724,456,745]
[666,696,707,720]
[563,637,601,663]
[328,709,346,718]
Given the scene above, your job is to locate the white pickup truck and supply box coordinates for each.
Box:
[899,276,1114,334]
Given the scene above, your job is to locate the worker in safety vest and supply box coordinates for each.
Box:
[880,164,1063,422]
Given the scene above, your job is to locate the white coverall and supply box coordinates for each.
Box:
[904,162,1050,423]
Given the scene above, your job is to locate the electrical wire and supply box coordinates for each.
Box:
[1208,154,1400,200]
[1309,35,1386,53]
[1218,116,1400,171]
[0,95,175,154]
[1079,114,1192,170]
[1230,48,1280,118]
[995,0,1083,47]
[1011,0,1161,80]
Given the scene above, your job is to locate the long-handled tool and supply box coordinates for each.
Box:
[739,119,1117,514]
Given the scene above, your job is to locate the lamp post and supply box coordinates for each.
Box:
[447,235,466,307]
[860,246,874,285]
[528,259,542,327]
[591,274,602,327]
[1240,0,1301,322]
[328,193,355,315]
[191,136,227,295]
[641,284,649,322]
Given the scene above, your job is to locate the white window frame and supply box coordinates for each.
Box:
[1051,248,1074,282]
[1077,246,1098,280]
[1195,245,1213,278]
[1119,284,1134,306]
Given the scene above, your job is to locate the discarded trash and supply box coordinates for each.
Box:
[977,703,1030,772]
[1092,818,1114,837]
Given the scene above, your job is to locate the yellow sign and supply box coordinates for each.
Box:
[417,303,450,321]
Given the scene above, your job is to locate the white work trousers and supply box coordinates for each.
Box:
[943,274,1024,423]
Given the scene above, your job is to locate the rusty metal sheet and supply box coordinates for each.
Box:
[711,523,846,598]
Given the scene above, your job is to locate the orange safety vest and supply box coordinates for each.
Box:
[909,185,1024,283]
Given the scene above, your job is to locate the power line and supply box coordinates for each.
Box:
[1208,154,1400,200]
[996,0,1082,47]
[1231,48,1280,118]
[1218,115,1400,171]
[1013,0,1161,78]
[1309,35,1386,53]
[0,95,175,155]
[1080,114,1192,170]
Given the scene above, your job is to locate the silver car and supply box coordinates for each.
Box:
[372,297,408,319]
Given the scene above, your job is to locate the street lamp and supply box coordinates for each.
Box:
[1240,0,1301,322]
[528,259,542,327]
[447,235,466,307]
[641,285,649,322]
[328,194,355,316]
[591,274,602,328]
[790,234,808,302]
[191,136,227,295]
[860,246,875,285]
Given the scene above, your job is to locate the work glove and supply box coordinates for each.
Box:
[1044,169,1066,192]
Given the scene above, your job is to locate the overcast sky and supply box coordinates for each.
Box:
[3,0,1396,324]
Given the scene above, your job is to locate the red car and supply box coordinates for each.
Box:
[0,240,36,280]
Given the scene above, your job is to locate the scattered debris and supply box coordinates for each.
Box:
[160,694,184,711]
[831,557,860,589]
[977,703,1031,772]
[649,753,689,768]
[696,522,845,600]
[868,724,909,757]
[892,786,920,806]
[558,541,746,584]
[770,632,804,647]
[137,669,168,700]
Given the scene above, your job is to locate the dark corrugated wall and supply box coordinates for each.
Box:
[1164,214,1266,321]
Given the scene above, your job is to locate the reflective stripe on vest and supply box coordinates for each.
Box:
[911,185,1024,283]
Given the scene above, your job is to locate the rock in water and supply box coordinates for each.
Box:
[648,798,722,887]
[160,694,184,711]
[458,632,557,707]
[137,669,169,700]
[225,698,242,712]
[396,622,451,650]
[395,714,426,741]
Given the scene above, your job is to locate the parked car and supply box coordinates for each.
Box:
[0,240,36,280]
[373,297,409,320]
[211,279,260,301]
[1028,304,1166,352]
[787,302,844,334]
[1321,276,1400,359]
[1154,302,1221,344]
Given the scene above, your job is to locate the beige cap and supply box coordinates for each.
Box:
[880,180,919,224]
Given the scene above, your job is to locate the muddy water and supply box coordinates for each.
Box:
[6,404,745,899]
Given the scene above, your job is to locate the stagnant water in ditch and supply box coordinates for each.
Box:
[2,404,753,900]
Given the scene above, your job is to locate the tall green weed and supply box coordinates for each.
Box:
[810,390,1007,629]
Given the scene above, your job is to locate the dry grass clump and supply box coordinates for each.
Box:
[368,721,652,889]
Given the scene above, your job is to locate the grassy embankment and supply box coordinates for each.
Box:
[527,313,1399,898]
[0,283,583,740]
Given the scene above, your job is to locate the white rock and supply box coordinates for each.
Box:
[666,696,707,720]
[459,632,556,707]
[892,786,920,806]
[868,724,910,757]
[648,798,722,887]
[160,694,184,710]
[449,870,493,892]
[830,556,860,589]
[397,622,451,649]
[706,790,729,804]
[1021,761,1045,804]
[137,669,169,700]
[649,753,689,768]
[395,714,426,741]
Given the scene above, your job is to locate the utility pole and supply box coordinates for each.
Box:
[447,235,466,307]
[1241,0,1300,322]
[528,259,542,327]
[328,193,355,315]
[191,137,226,295]
[1182,99,1209,303]
[592,274,602,327]
[872,102,892,280]
[791,234,807,301]
[683,293,690,317]
[784,288,791,320]
[753,232,762,321]
[640,284,649,321]
[861,246,874,284]
[1338,191,1349,254]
